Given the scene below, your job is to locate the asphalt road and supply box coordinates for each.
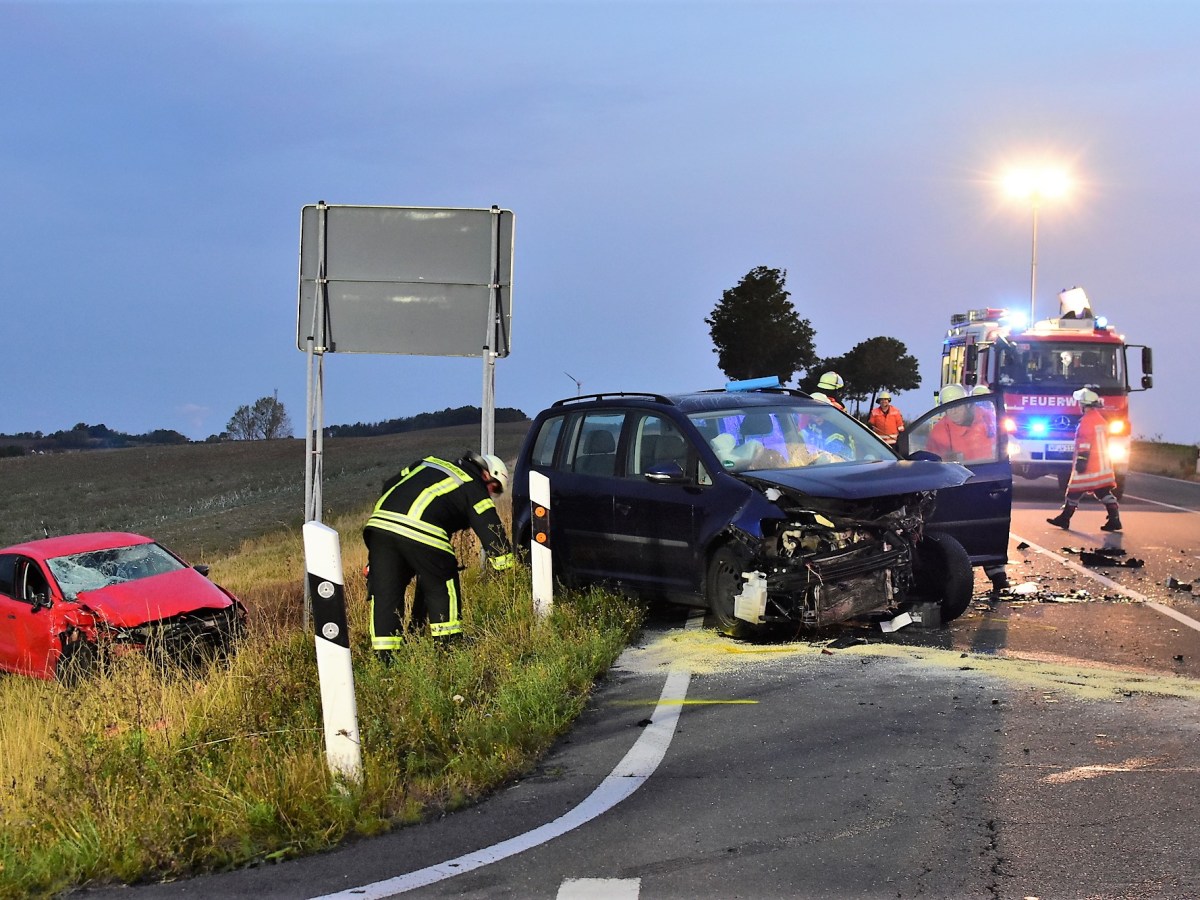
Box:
[81,472,1200,900]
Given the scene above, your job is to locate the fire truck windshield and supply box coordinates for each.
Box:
[996,341,1124,391]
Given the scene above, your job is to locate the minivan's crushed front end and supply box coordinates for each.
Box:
[729,488,934,628]
[719,462,970,632]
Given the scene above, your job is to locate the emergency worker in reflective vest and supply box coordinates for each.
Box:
[1046,389,1122,533]
[364,451,514,651]
[867,391,904,446]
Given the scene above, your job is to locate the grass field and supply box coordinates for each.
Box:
[0,420,652,898]
[0,421,532,560]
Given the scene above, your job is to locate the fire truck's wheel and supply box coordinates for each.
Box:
[912,533,973,623]
[706,544,768,641]
[1057,471,1071,491]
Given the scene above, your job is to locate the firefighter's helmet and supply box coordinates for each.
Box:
[878,390,892,401]
[970,384,990,396]
[939,383,967,404]
[482,454,509,493]
[1073,388,1101,407]
[463,451,509,493]
[817,371,844,392]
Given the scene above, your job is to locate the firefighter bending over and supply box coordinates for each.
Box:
[364,451,514,653]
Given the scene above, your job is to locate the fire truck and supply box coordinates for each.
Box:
[940,287,1153,496]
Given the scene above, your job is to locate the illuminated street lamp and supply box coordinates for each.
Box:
[1003,168,1070,323]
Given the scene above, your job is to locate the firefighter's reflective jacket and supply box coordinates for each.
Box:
[1067,407,1117,493]
[365,456,514,569]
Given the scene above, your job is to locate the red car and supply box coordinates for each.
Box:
[0,532,246,682]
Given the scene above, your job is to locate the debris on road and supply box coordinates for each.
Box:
[1012,581,1041,596]
[1061,545,1146,568]
[1166,576,1196,592]
[879,611,913,633]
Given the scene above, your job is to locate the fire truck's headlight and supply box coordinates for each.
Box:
[1108,440,1129,464]
[1108,418,1128,436]
[1002,417,1017,434]
[1007,440,1023,459]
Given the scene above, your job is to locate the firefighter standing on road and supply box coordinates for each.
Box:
[867,391,904,446]
[364,451,514,654]
[1046,389,1123,532]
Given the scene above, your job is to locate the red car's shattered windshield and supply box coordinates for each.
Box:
[45,543,187,601]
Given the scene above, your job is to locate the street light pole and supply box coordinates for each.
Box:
[1028,197,1039,324]
[1003,167,1069,326]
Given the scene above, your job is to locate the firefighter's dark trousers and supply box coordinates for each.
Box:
[365,527,463,648]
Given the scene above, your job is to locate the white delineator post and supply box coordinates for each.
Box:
[302,521,362,783]
[529,471,553,618]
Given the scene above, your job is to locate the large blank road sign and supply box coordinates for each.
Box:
[297,205,514,357]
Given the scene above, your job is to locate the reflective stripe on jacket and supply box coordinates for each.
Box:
[1067,407,1117,492]
[365,456,513,566]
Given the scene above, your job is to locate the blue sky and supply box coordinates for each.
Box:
[3,0,1197,444]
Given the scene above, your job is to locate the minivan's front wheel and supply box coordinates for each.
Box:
[911,532,973,623]
[706,544,768,641]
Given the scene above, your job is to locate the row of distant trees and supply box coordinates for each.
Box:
[0,401,529,455]
[706,265,920,415]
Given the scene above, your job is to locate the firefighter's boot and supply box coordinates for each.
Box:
[1100,505,1123,533]
[1046,506,1074,529]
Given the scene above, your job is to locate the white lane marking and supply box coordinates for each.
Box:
[1123,493,1200,514]
[557,877,641,899]
[1011,533,1200,634]
[310,615,703,899]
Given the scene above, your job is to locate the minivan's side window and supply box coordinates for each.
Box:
[626,414,691,478]
[564,412,626,477]
[530,415,564,468]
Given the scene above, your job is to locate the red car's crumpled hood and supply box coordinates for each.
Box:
[74,568,235,627]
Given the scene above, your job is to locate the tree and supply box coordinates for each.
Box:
[706,266,817,383]
[801,339,920,418]
[226,393,293,440]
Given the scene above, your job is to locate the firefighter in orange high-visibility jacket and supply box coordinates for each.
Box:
[364,451,514,652]
[1046,389,1122,533]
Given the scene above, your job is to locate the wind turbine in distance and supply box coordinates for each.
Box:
[564,372,582,397]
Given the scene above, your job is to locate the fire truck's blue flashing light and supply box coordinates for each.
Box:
[1005,310,1029,330]
[1095,316,1109,329]
[1028,418,1050,438]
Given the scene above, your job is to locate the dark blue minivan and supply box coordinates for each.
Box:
[512,384,1010,638]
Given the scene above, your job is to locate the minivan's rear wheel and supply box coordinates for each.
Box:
[707,544,768,641]
[911,532,973,623]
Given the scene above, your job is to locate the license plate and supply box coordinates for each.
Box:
[1047,442,1073,453]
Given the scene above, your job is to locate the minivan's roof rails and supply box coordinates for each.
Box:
[551,392,675,408]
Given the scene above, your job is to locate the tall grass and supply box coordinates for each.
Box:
[0,503,641,897]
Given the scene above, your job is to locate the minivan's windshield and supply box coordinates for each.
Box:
[687,404,890,472]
